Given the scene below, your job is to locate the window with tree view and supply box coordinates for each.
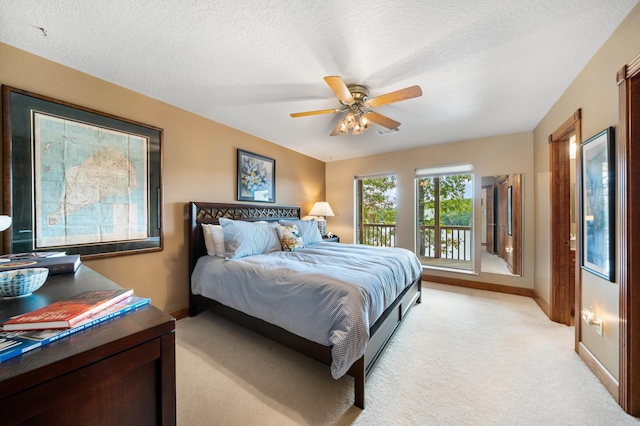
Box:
[416,168,473,271]
[356,175,397,247]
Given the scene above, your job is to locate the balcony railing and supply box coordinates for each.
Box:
[360,223,396,247]
[361,223,472,261]
[418,225,471,261]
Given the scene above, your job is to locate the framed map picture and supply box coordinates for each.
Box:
[2,86,163,258]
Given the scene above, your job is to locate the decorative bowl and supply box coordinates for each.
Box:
[0,268,49,298]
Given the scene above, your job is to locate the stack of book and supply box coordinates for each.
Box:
[0,289,151,362]
[0,251,81,275]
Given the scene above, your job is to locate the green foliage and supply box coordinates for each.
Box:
[362,176,396,224]
[360,176,397,247]
[359,174,472,251]
[416,174,472,258]
[417,175,472,226]
[442,210,471,226]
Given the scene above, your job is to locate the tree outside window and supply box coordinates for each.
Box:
[417,174,472,264]
[357,175,397,247]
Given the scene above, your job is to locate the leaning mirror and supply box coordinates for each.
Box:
[480,174,522,276]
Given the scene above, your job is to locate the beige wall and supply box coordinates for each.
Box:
[326,131,535,289]
[0,42,325,313]
[533,3,640,380]
[3,1,640,382]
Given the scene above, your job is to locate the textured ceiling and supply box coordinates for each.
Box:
[1,1,638,162]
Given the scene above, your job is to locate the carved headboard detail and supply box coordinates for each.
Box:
[188,202,301,275]
[194,205,300,222]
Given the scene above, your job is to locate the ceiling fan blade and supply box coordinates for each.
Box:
[365,85,422,107]
[324,76,355,105]
[366,111,401,130]
[290,108,341,118]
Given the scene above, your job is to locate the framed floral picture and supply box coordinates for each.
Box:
[237,149,275,203]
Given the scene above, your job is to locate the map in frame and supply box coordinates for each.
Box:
[33,112,149,248]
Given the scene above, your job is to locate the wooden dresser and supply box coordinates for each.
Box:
[0,266,176,425]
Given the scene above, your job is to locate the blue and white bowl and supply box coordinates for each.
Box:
[0,268,49,298]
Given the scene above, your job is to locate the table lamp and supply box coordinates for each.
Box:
[0,215,11,232]
[308,202,334,236]
[0,216,11,262]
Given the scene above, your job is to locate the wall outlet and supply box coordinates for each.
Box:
[596,322,603,336]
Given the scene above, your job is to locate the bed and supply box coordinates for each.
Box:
[188,202,422,408]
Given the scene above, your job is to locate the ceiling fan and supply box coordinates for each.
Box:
[290,76,422,136]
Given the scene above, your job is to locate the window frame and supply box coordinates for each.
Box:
[414,165,474,272]
[354,173,398,247]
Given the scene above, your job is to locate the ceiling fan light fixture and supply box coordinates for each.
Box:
[353,122,363,135]
[344,112,356,129]
[337,121,349,134]
[359,114,371,129]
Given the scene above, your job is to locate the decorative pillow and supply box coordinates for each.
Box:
[219,218,282,259]
[202,224,226,257]
[279,219,323,246]
[276,223,305,252]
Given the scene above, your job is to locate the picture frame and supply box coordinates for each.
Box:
[507,185,513,236]
[2,86,163,258]
[237,149,275,203]
[580,126,615,281]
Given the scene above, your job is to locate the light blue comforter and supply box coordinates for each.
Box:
[191,242,422,378]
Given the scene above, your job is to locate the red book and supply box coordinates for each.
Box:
[1,289,134,330]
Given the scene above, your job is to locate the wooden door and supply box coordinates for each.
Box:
[617,53,640,415]
[483,184,496,254]
[510,174,522,275]
[498,177,508,262]
[549,110,581,326]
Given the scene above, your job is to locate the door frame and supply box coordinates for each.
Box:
[510,174,522,276]
[549,109,581,329]
[617,53,640,415]
[497,177,508,261]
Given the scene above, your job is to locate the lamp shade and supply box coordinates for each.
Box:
[0,215,11,232]
[308,202,335,217]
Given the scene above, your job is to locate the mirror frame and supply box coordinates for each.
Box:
[480,174,522,276]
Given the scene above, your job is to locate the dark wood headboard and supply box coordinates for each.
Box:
[188,202,301,276]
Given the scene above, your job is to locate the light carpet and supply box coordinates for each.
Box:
[176,283,639,425]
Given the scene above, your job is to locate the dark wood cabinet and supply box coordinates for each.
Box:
[0,266,176,425]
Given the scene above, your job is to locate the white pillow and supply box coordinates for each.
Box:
[219,218,282,259]
[202,223,226,257]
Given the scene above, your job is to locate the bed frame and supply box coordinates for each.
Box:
[188,202,422,409]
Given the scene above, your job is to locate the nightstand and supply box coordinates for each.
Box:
[322,236,340,243]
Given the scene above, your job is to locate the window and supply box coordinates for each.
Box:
[415,165,473,271]
[355,175,397,247]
